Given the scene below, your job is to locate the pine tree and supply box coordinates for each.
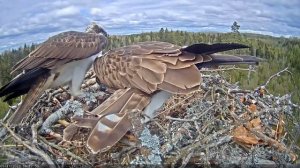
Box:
[231,21,240,33]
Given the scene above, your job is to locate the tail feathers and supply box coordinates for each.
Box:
[8,73,50,125]
[0,68,49,101]
[182,43,249,55]
[197,54,263,68]
[4,89,29,101]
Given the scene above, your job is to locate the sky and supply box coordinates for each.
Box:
[0,0,299,52]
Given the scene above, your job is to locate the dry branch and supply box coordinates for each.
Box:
[200,66,256,72]
[262,67,292,87]
[39,136,89,165]
[0,68,299,166]
[1,122,55,167]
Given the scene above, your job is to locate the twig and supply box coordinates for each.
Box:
[2,103,20,123]
[171,127,232,167]
[31,118,43,144]
[1,122,55,167]
[165,116,194,122]
[155,93,196,118]
[228,89,252,94]
[53,97,62,108]
[4,148,45,163]
[40,100,84,134]
[216,87,256,115]
[59,86,69,94]
[82,78,97,89]
[200,67,256,72]
[1,144,24,147]
[164,102,217,129]
[39,136,90,165]
[261,67,292,87]
[152,120,167,133]
[179,150,194,168]
[247,65,253,83]
[196,103,217,120]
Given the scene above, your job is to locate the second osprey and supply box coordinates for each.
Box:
[64,41,262,153]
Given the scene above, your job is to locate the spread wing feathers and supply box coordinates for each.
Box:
[63,88,150,153]
[87,112,131,153]
[63,88,133,142]
[12,31,107,73]
[90,88,137,116]
[7,73,53,125]
[87,91,150,153]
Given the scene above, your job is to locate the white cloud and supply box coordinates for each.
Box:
[52,1,70,7]
[129,20,141,25]
[0,0,299,52]
[90,8,102,16]
[54,6,80,17]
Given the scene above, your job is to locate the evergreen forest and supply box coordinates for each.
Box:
[1,28,300,118]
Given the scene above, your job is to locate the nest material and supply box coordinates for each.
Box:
[0,68,299,167]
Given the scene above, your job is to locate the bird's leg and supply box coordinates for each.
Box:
[70,79,84,98]
[142,91,173,123]
[69,67,87,100]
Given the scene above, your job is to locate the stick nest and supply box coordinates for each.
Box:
[1,68,299,167]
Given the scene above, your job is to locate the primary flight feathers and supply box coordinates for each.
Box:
[64,41,262,153]
[0,23,108,125]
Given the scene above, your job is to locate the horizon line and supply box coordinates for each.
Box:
[0,29,299,54]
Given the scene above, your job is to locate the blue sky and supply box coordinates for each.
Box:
[0,0,299,52]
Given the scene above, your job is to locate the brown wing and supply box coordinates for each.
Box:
[63,88,150,153]
[63,88,134,142]
[94,41,210,94]
[12,31,107,73]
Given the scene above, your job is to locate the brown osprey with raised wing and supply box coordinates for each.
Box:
[64,41,261,153]
[0,23,108,125]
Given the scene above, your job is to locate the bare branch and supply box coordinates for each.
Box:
[31,118,43,144]
[1,122,55,167]
[261,67,291,87]
[200,66,256,72]
[165,116,194,122]
[40,100,84,135]
[39,136,90,165]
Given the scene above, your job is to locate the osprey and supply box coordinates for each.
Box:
[64,41,262,153]
[0,23,108,125]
